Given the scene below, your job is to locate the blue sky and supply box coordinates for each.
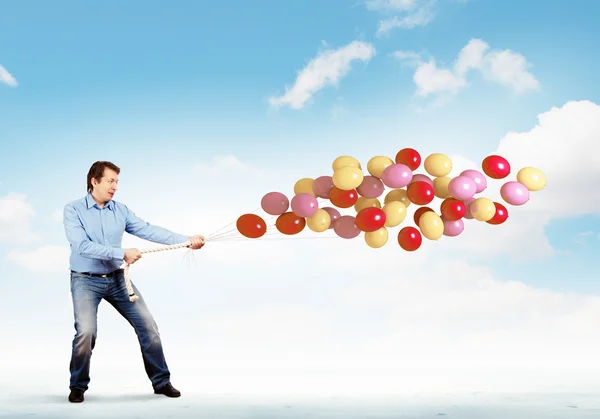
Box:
[1,0,600,395]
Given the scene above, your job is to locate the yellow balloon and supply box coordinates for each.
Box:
[332,156,361,171]
[424,153,453,177]
[307,209,331,232]
[469,197,496,221]
[382,201,407,227]
[419,211,444,240]
[367,156,394,178]
[332,165,364,190]
[365,226,388,248]
[517,167,546,191]
[294,178,315,196]
[433,176,452,199]
[354,196,382,212]
[383,188,411,207]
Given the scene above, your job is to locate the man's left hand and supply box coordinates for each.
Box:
[188,235,205,250]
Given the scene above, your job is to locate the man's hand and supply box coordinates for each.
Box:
[124,248,142,264]
[188,235,205,250]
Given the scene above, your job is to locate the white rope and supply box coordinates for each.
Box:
[120,241,191,302]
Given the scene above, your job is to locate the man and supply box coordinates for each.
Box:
[63,161,205,403]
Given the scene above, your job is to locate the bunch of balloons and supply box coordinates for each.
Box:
[235,148,546,251]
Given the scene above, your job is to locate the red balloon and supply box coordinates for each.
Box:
[395,148,421,171]
[275,212,306,235]
[398,226,422,251]
[487,202,509,225]
[236,213,267,238]
[482,155,511,179]
[413,207,433,227]
[329,187,358,208]
[355,207,386,232]
[406,181,434,205]
[440,198,466,221]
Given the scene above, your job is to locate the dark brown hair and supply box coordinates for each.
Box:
[87,161,120,192]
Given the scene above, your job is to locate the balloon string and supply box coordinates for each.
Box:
[206,206,262,239]
[205,197,336,241]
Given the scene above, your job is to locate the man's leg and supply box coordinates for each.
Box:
[105,272,175,393]
[69,272,105,398]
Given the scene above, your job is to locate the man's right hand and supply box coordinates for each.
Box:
[124,248,142,264]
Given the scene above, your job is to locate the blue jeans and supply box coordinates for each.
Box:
[69,270,171,391]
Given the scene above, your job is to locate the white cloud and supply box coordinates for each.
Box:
[0,64,17,87]
[365,0,436,37]
[268,41,375,109]
[0,193,39,244]
[394,38,539,102]
[7,245,70,273]
[429,100,599,259]
[4,150,600,395]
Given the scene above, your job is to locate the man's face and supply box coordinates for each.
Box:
[92,168,119,202]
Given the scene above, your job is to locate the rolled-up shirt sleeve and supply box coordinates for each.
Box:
[63,204,126,260]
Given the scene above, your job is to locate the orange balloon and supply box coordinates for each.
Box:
[236,214,267,238]
[275,212,306,235]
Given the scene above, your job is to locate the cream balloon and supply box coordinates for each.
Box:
[307,208,331,232]
[383,188,411,207]
[424,153,453,177]
[332,165,364,190]
[517,167,546,191]
[294,178,315,196]
[365,226,388,248]
[419,211,444,240]
[354,196,382,212]
[367,156,394,178]
[433,176,452,199]
[382,201,407,227]
[332,156,361,171]
[469,197,496,222]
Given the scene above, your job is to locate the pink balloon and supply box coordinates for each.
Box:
[290,193,318,217]
[381,164,413,188]
[409,174,433,186]
[313,176,334,199]
[500,181,530,206]
[322,207,341,229]
[448,175,477,200]
[333,215,361,239]
[260,192,289,215]
[462,198,475,219]
[443,218,464,237]
[460,169,487,193]
[356,175,385,198]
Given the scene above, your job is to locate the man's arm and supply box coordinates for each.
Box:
[124,206,189,245]
[63,204,126,260]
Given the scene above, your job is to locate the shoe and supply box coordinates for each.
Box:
[68,388,85,403]
[154,382,181,398]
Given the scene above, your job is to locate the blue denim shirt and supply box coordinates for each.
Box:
[64,193,189,274]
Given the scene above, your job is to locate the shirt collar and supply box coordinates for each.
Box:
[86,192,114,210]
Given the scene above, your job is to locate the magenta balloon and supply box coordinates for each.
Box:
[333,215,361,239]
[462,198,475,219]
[290,193,319,217]
[448,175,477,200]
[313,176,334,199]
[443,218,464,237]
[381,164,413,188]
[260,192,289,215]
[500,181,530,206]
[321,206,341,229]
[460,169,487,193]
[409,174,433,186]
[356,175,385,198]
